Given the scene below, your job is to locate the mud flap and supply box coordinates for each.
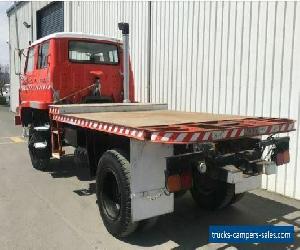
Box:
[130,139,174,222]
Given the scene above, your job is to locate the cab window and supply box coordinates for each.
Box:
[38,42,49,69]
[68,41,119,64]
[25,47,35,73]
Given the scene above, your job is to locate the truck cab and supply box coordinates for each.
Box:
[19,32,135,126]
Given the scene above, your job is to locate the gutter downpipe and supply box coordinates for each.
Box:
[14,1,20,76]
[30,1,33,42]
[147,1,152,103]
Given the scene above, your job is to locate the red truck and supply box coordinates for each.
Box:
[15,23,295,238]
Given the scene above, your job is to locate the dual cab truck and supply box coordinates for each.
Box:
[15,23,295,237]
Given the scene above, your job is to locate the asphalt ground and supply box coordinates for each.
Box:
[0,105,299,250]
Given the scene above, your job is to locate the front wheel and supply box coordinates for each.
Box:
[190,168,244,210]
[96,149,138,237]
[28,129,51,171]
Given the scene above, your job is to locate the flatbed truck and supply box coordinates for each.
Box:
[15,23,295,238]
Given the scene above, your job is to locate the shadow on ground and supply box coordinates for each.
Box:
[48,154,92,182]
[126,193,300,250]
[46,154,300,250]
[46,154,96,196]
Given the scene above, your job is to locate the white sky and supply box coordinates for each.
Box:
[0,1,12,65]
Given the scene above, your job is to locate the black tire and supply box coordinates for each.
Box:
[28,130,51,171]
[74,147,89,168]
[96,149,138,237]
[190,168,244,210]
[230,193,245,205]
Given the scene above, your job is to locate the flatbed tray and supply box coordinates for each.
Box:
[50,103,295,144]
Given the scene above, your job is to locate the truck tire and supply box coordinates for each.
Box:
[74,147,89,168]
[28,130,51,171]
[96,149,138,237]
[190,168,244,210]
[230,193,245,205]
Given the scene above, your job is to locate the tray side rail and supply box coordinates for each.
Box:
[50,113,295,144]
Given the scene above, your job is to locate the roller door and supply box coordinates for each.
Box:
[36,2,64,39]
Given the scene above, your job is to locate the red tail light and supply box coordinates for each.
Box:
[166,170,192,192]
[275,150,290,166]
[180,170,192,190]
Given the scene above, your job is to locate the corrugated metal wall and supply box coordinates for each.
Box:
[8,1,52,112]
[8,1,300,200]
[68,1,300,200]
[153,1,300,199]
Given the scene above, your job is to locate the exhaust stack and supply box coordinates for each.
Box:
[118,22,130,103]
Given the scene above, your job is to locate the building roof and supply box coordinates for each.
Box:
[6,1,26,16]
[30,32,122,46]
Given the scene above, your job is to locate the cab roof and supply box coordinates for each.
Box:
[30,32,122,46]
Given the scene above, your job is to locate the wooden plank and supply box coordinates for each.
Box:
[65,110,248,128]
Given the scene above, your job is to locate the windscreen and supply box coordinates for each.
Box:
[68,41,119,64]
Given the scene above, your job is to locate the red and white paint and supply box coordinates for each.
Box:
[52,113,295,144]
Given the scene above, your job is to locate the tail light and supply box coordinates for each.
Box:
[166,175,181,193]
[166,169,192,193]
[180,170,193,189]
[274,150,290,166]
[271,137,290,166]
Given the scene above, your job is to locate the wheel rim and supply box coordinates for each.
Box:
[102,170,121,220]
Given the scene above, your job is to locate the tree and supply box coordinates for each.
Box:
[0,64,10,96]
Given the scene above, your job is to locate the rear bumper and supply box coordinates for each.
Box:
[221,166,262,194]
[222,161,277,194]
[235,175,262,194]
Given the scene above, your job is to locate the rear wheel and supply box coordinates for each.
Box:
[190,168,244,210]
[28,128,51,171]
[74,147,89,168]
[96,149,138,237]
[230,193,245,205]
